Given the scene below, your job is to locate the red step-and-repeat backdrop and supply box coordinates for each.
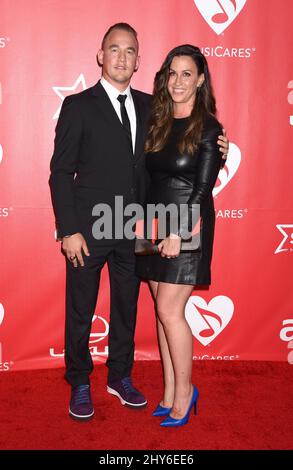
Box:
[0,0,292,372]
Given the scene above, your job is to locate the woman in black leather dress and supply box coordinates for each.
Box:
[136,45,225,427]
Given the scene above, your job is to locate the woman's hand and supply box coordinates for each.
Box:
[158,233,181,258]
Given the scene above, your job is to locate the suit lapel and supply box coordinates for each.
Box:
[131,89,144,161]
[91,81,126,135]
[91,81,146,160]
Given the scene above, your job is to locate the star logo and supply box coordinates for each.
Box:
[275,225,293,254]
[52,73,87,119]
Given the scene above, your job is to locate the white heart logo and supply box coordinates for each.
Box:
[89,315,109,344]
[0,303,4,325]
[185,295,234,346]
[194,0,247,35]
[213,143,241,197]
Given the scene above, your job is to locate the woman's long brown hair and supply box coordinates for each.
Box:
[145,45,217,155]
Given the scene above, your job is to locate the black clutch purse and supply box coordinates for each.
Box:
[134,217,201,256]
[134,238,159,255]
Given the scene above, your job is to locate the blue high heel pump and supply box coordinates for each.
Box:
[153,403,172,417]
[160,385,199,427]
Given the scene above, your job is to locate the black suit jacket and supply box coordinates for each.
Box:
[49,81,151,244]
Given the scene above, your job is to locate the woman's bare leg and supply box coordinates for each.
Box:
[149,280,175,408]
[155,282,194,419]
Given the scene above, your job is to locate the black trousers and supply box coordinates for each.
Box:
[64,239,140,387]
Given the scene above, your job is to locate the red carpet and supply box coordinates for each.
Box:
[0,361,292,450]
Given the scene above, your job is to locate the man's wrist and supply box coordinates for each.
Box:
[57,233,77,242]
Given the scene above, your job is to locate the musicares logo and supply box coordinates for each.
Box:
[185,295,234,346]
[0,303,4,325]
[49,314,109,357]
[0,303,10,371]
[194,0,247,35]
[288,80,293,126]
[213,143,241,197]
[280,319,293,365]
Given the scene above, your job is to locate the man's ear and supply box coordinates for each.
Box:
[134,55,141,72]
[96,49,103,67]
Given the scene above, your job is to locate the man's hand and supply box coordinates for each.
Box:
[158,233,181,259]
[217,129,229,161]
[61,233,90,267]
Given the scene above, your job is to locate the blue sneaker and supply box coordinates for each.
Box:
[107,377,147,408]
[69,384,94,421]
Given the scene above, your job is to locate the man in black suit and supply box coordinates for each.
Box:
[49,23,229,421]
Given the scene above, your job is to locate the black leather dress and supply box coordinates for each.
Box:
[135,114,223,285]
